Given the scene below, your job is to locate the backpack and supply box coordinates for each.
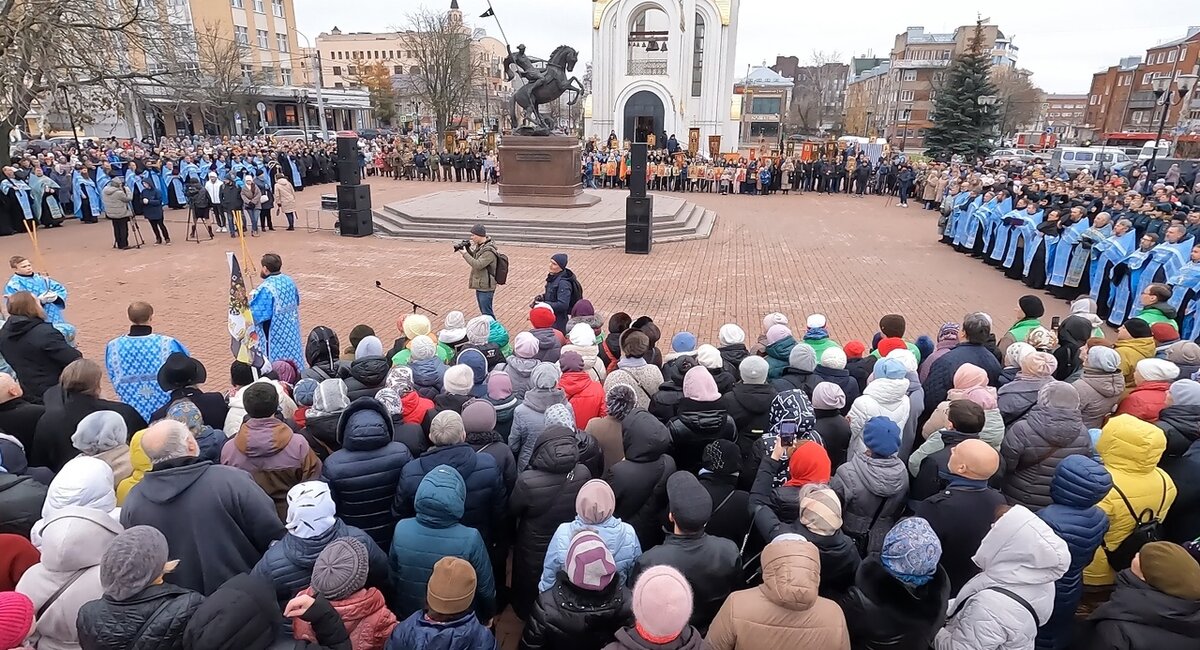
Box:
[567,274,584,309]
[1103,471,1167,572]
[491,249,510,285]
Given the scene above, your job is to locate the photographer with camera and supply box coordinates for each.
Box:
[457,224,501,317]
[100,173,134,250]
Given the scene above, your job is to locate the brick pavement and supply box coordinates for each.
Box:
[2,177,1085,647]
[7,178,1079,398]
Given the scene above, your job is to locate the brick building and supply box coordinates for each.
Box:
[1033,94,1088,142]
[1083,27,1200,140]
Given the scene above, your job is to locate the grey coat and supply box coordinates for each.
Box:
[830,451,909,554]
[997,377,1052,425]
[1072,369,1125,430]
[1000,405,1093,509]
[100,184,132,219]
[509,387,569,471]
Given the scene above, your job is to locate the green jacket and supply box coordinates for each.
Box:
[801,337,840,363]
[1135,306,1178,330]
[391,343,454,366]
[1006,318,1043,346]
[462,240,498,292]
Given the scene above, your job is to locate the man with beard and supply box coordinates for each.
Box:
[249,253,304,371]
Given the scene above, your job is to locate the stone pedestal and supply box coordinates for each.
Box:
[480,134,601,209]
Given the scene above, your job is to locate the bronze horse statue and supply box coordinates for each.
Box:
[508,45,584,135]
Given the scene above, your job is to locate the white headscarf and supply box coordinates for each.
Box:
[32,456,119,546]
[311,379,350,416]
[285,481,337,539]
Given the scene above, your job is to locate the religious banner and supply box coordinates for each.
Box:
[227,252,269,373]
[688,128,700,155]
[443,132,457,153]
[801,142,815,162]
[708,135,721,158]
[786,141,795,157]
[486,132,497,152]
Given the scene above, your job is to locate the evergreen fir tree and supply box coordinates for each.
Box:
[924,19,1000,161]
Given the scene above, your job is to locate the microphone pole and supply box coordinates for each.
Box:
[374,280,439,316]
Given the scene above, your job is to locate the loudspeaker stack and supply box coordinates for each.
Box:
[625,142,652,255]
[335,135,373,237]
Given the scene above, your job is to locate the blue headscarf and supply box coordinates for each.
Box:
[881,517,942,587]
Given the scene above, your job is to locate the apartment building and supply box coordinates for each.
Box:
[1083,27,1200,139]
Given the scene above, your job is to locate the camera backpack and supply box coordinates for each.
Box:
[491,250,510,285]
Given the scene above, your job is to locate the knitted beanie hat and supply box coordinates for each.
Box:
[575,479,616,524]
[718,324,746,346]
[739,356,769,384]
[671,332,696,353]
[566,530,617,592]
[532,362,562,389]
[559,350,586,373]
[410,335,437,362]
[460,398,497,433]
[0,592,33,650]
[442,364,475,395]
[1139,541,1200,600]
[487,371,513,400]
[311,537,369,601]
[766,324,793,345]
[702,439,741,476]
[862,416,901,457]
[811,382,846,410]
[821,347,847,370]
[631,566,693,641]
[513,332,540,359]
[100,526,171,601]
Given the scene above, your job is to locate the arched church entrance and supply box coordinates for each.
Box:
[622,90,665,145]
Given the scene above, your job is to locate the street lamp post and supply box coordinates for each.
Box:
[899,104,912,152]
[1145,74,1196,190]
[294,29,329,141]
[975,94,999,164]
[865,110,874,139]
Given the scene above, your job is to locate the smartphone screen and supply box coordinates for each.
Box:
[779,422,798,446]
[1051,316,1061,329]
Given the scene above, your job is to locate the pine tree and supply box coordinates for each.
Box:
[924,19,1000,161]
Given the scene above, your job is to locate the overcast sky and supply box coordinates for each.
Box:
[293,0,1195,94]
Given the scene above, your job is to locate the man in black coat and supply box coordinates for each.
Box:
[921,312,1002,423]
[149,353,228,431]
[630,471,740,633]
[909,438,1005,596]
[537,253,578,333]
[0,372,44,447]
[910,400,986,501]
[121,420,286,596]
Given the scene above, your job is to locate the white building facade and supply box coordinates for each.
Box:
[585,0,741,151]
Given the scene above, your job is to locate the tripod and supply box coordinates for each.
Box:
[186,204,214,243]
[374,281,438,316]
[128,217,146,249]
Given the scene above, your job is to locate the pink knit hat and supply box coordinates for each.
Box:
[575,479,616,524]
[631,566,693,641]
[682,366,720,402]
[566,530,617,592]
[513,332,540,359]
[766,324,793,345]
[0,591,34,649]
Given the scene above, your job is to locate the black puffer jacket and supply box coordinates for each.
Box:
[322,397,412,547]
[302,410,342,460]
[838,558,951,650]
[520,574,633,650]
[666,398,736,474]
[726,382,776,450]
[510,425,591,619]
[631,529,741,632]
[1157,403,1200,458]
[698,472,751,547]
[1080,569,1200,650]
[76,583,204,650]
[1000,398,1092,509]
[718,344,750,381]
[0,473,46,537]
[250,518,388,610]
[604,409,675,550]
[0,315,82,404]
[770,367,821,397]
[648,357,695,423]
[343,356,390,401]
[32,385,147,472]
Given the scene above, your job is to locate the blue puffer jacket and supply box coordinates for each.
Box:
[1035,455,1112,650]
[386,610,498,650]
[389,464,497,621]
[323,397,413,548]
[921,342,1003,416]
[250,518,390,609]
[394,443,505,545]
[538,514,642,592]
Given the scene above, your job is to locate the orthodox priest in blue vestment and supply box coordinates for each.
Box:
[1089,220,1137,322]
[1134,228,1195,308]
[249,254,305,371]
[1168,245,1200,342]
[5,257,68,325]
[1108,233,1160,327]
[105,317,189,421]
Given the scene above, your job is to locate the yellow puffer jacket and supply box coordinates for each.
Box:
[1114,337,1156,394]
[1083,414,1177,586]
[116,429,150,505]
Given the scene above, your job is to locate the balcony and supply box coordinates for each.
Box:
[627,59,667,76]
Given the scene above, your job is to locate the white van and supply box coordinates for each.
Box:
[1050,147,1131,173]
[1137,140,1173,161]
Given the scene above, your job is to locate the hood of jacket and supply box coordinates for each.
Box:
[1050,455,1113,509]
[529,425,580,474]
[531,328,560,352]
[1158,404,1200,445]
[506,355,539,378]
[611,365,663,392]
[0,315,43,341]
[138,459,214,504]
[732,383,776,414]
[758,539,819,610]
[410,357,446,386]
[336,397,395,451]
[864,377,910,406]
[846,451,909,497]
[1092,570,1200,636]
[1078,368,1125,399]
[622,410,670,462]
[44,456,116,517]
[281,519,351,569]
[675,398,729,434]
[414,464,466,528]
[1098,414,1167,474]
[766,336,798,361]
[973,505,1070,587]
[36,505,124,572]
[1115,337,1157,359]
[559,371,597,398]
[305,326,340,372]
[1021,403,1086,447]
[458,348,488,385]
[522,386,566,413]
[235,417,294,457]
[348,355,389,388]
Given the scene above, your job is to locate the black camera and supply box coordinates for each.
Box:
[452,239,470,252]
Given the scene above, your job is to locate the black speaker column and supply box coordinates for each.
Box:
[335,135,372,237]
[625,142,652,255]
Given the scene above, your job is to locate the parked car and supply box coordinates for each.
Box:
[1048,146,1131,174]
[988,148,1036,165]
[272,129,309,142]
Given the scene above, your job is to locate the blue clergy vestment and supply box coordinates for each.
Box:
[105,331,188,421]
[249,273,305,370]
[5,273,68,324]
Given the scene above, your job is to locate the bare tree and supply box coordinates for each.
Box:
[346,60,399,125]
[992,68,1044,139]
[0,0,188,159]
[401,7,482,138]
[187,22,267,135]
[789,50,846,135]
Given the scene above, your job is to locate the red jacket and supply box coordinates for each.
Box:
[401,391,435,426]
[293,586,396,650]
[1114,381,1171,423]
[559,371,606,428]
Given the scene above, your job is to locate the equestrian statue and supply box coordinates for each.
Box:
[505,44,584,136]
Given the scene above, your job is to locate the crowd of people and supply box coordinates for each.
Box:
[0,238,1197,650]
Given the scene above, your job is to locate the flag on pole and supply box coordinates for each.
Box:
[227,252,270,374]
[480,7,494,17]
